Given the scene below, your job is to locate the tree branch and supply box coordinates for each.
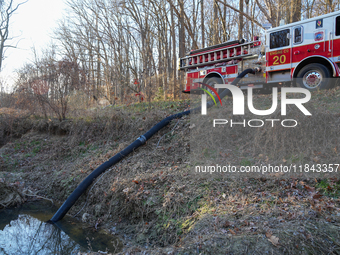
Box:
[215,0,265,29]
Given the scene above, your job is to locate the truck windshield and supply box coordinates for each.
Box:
[270,29,290,49]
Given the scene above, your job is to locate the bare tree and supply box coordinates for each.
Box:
[15,46,86,120]
[0,0,27,71]
[14,0,316,109]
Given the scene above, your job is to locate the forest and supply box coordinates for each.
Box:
[1,0,338,118]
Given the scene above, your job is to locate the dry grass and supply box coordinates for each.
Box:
[190,87,340,170]
[0,89,340,254]
[0,108,33,147]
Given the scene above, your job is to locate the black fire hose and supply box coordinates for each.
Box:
[49,68,256,223]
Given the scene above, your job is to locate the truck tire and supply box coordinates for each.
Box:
[204,77,225,95]
[296,63,332,90]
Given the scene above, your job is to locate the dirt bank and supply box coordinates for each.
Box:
[0,181,25,208]
[1,94,340,254]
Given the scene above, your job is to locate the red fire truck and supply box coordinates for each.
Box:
[180,10,340,93]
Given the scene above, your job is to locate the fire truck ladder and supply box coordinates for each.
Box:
[179,41,256,70]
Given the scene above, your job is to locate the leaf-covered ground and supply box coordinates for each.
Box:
[1,88,340,254]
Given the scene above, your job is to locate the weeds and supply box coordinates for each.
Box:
[317,179,340,198]
[0,89,340,254]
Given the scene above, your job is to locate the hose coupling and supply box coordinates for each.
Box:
[137,135,147,144]
[254,67,262,73]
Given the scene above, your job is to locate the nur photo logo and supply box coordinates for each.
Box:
[199,83,312,128]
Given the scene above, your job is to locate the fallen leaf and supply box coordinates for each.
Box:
[229,229,236,235]
[304,185,315,192]
[312,193,322,199]
[268,235,280,246]
[215,216,219,225]
[219,152,227,158]
[326,203,335,210]
[224,221,231,227]
[265,231,272,238]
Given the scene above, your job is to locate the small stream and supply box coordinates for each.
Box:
[0,201,122,254]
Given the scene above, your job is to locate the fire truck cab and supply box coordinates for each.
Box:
[180,10,340,93]
[266,10,340,90]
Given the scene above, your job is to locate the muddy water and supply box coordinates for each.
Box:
[0,201,122,254]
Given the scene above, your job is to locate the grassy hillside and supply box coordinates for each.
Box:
[0,88,340,254]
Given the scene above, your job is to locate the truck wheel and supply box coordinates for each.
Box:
[204,77,224,95]
[297,63,332,90]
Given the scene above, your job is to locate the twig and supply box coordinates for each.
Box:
[0,202,8,208]
[22,193,54,204]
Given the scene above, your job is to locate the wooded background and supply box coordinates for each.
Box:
[1,0,339,119]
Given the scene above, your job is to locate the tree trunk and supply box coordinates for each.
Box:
[238,0,244,40]
[213,0,218,44]
[291,0,301,23]
[223,0,227,42]
[178,0,185,98]
[245,0,249,41]
[201,0,205,48]
[171,4,177,99]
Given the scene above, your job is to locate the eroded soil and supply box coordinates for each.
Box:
[1,91,340,254]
